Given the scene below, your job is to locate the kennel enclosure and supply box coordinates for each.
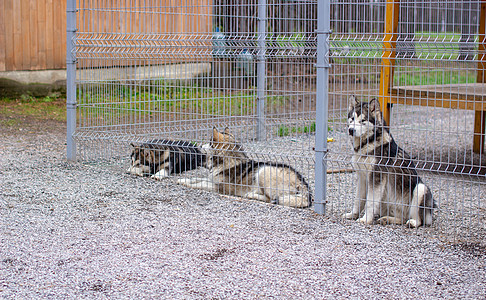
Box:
[67,0,486,244]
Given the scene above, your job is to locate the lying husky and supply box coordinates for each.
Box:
[177,127,312,208]
[343,96,436,227]
[127,139,205,180]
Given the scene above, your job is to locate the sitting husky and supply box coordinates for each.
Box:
[127,139,205,180]
[343,96,435,227]
[177,127,312,208]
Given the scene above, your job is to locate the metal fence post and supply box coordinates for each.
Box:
[314,0,331,215]
[256,0,267,141]
[66,0,77,161]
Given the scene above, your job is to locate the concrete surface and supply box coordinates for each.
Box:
[0,63,212,98]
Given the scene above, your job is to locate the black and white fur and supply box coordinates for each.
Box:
[127,139,205,180]
[343,96,436,227]
[177,127,313,208]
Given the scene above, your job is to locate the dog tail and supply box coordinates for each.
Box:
[410,182,435,227]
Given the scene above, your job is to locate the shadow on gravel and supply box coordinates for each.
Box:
[451,242,486,257]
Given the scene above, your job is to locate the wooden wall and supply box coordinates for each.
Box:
[0,0,213,72]
[0,0,67,72]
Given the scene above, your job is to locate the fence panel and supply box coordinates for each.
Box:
[68,0,486,245]
[71,0,318,211]
[327,0,486,244]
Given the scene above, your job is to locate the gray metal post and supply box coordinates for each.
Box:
[66,0,77,161]
[256,0,267,141]
[314,0,331,215]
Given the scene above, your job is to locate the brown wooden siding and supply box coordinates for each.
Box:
[0,0,212,72]
[0,0,66,71]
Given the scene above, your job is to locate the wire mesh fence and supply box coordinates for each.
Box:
[67,0,485,244]
[69,0,318,208]
[327,0,486,244]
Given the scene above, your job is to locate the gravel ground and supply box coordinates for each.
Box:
[1,123,486,299]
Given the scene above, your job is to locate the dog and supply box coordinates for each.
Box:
[343,96,435,227]
[127,139,205,180]
[177,127,312,208]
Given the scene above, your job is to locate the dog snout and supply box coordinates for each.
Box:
[348,128,355,136]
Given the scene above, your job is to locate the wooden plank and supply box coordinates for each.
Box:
[21,0,30,70]
[390,92,486,111]
[3,0,13,70]
[473,111,486,153]
[378,0,400,126]
[45,0,54,69]
[29,0,38,69]
[0,0,6,71]
[52,0,64,69]
[205,0,213,34]
[37,0,47,70]
[392,83,486,102]
[60,0,67,69]
[0,0,213,72]
[12,0,22,70]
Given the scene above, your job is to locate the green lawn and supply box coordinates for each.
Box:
[0,95,66,122]
[77,85,259,120]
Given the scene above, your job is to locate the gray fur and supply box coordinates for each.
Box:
[343,96,436,227]
[127,139,205,180]
[178,127,312,208]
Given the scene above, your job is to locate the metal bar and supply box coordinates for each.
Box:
[256,0,267,141]
[66,0,77,161]
[314,0,331,215]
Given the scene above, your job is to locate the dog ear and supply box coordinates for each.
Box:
[223,127,230,134]
[212,127,220,142]
[369,98,384,124]
[369,98,381,113]
[348,95,359,111]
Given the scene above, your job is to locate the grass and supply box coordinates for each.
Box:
[0,118,21,127]
[394,68,477,86]
[0,94,66,122]
[77,84,292,124]
[0,84,291,131]
[277,122,317,137]
[77,85,258,119]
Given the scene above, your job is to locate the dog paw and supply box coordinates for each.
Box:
[357,216,373,225]
[377,217,388,225]
[176,178,190,185]
[342,212,358,220]
[127,167,145,176]
[406,219,420,228]
[151,170,169,180]
[151,174,166,180]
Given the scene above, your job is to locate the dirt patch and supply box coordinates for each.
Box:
[0,98,66,137]
[0,113,65,137]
